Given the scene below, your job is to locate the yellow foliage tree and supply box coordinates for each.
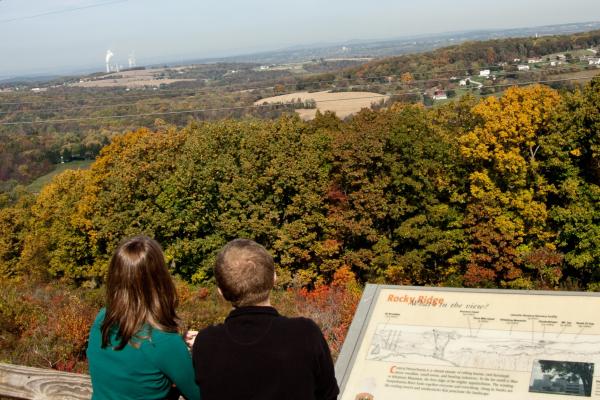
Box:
[459,85,562,287]
[20,169,94,282]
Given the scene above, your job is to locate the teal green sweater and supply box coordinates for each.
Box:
[87,308,201,400]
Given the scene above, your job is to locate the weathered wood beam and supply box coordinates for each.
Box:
[0,363,92,400]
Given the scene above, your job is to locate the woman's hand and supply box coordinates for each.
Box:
[184,330,198,350]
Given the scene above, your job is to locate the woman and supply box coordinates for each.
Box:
[87,236,201,400]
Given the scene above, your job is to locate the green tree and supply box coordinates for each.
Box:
[549,77,600,288]
[327,105,466,284]
[538,361,593,396]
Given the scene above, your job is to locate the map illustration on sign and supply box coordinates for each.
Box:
[335,285,600,400]
[367,324,600,372]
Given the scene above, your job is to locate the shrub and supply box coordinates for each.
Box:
[1,275,363,370]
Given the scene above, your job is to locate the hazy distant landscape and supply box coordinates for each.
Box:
[2,24,600,189]
[200,21,600,65]
[2,21,600,82]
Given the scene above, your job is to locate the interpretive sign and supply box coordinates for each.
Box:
[335,285,600,399]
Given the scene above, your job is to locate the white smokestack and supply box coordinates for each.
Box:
[105,50,114,73]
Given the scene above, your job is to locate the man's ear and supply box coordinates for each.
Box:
[273,271,277,284]
[217,287,224,298]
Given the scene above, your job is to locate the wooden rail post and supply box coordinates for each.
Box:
[0,363,92,400]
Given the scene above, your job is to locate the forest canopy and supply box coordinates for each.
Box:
[1,79,599,291]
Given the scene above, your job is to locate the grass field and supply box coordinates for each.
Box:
[27,160,93,193]
[552,68,600,82]
[256,91,389,120]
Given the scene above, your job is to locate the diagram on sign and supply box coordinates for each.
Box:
[367,323,600,372]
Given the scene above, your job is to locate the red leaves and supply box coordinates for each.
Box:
[292,266,361,358]
[196,287,210,300]
[326,184,348,205]
[463,265,497,287]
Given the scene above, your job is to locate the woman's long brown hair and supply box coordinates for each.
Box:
[101,236,179,350]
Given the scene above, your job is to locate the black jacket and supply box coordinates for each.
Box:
[192,306,339,400]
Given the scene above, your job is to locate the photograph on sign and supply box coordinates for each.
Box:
[529,360,593,397]
[336,286,600,399]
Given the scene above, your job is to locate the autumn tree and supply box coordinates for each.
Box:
[459,85,563,288]
[326,104,467,285]
[0,187,34,278]
[19,169,94,282]
[549,77,600,288]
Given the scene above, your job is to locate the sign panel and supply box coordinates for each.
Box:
[335,285,600,399]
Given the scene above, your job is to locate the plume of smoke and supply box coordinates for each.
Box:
[128,52,136,68]
[105,50,114,73]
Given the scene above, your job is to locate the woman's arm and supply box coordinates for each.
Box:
[143,332,202,400]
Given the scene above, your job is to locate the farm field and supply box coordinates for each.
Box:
[255,91,389,119]
[69,67,195,88]
[552,68,600,82]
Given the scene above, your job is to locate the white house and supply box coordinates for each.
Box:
[589,58,600,65]
[518,65,530,71]
[432,90,448,100]
[479,69,491,77]
[459,79,468,86]
[528,58,543,64]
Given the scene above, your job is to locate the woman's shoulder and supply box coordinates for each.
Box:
[145,326,184,346]
[139,328,188,362]
[92,307,106,326]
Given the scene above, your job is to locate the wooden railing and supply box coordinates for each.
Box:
[0,363,92,400]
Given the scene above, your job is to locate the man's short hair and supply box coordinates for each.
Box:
[214,239,275,307]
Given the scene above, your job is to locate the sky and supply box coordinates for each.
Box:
[0,0,599,78]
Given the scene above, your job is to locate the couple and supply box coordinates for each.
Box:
[86,236,340,400]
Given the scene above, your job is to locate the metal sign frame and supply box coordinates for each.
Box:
[334,284,600,397]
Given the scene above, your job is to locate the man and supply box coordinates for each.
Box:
[192,238,339,400]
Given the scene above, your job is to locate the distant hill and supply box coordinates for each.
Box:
[0,75,62,85]
[182,21,600,65]
[325,28,600,80]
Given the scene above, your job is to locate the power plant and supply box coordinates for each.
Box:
[104,49,137,73]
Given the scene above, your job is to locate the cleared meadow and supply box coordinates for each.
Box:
[255,91,389,120]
